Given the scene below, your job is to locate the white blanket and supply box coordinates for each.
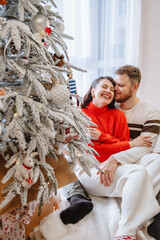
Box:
[30,190,156,240]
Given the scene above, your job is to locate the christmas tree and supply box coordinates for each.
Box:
[0,0,99,212]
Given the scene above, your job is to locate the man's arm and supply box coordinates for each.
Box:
[112,129,160,164]
[112,104,160,164]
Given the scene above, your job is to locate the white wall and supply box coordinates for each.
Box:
[138,0,160,110]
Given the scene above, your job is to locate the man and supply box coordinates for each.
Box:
[60,65,160,239]
[102,65,160,185]
[112,65,160,240]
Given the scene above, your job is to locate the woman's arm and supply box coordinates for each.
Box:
[89,113,130,143]
[88,128,122,143]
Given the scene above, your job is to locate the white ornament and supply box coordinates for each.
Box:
[67,75,77,96]
[55,21,65,33]
[56,123,78,143]
[31,13,49,33]
[50,84,70,106]
[14,153,37,189]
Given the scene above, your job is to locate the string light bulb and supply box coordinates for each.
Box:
[77,153,82,158]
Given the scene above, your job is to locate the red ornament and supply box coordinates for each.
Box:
[0,88,5,96]
[44,27,52,35]
[0,0,7,5]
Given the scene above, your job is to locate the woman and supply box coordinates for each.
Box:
[81,76,150,163]
[75,76,160,240]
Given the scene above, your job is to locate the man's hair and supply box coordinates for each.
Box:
[115,65,141,85]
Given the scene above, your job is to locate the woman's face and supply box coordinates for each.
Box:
[91,79,115,108]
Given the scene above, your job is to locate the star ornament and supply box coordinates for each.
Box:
[44,27,52,35]
[0,0,7,5]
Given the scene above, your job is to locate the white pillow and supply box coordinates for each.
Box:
[154,135,160,153]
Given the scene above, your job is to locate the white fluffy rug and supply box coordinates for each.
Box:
[30,190,156,240]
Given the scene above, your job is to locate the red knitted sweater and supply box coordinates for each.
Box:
[82,102,130,162]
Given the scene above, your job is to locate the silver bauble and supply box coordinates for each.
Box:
[31,13,49,33]
[50,84,70,106]
[55,21,65,32]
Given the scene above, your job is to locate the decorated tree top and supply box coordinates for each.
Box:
[0,0,99,211]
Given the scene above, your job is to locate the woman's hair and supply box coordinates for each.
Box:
[81,76,116,109]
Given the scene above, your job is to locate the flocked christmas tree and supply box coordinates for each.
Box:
[0,0,99,211]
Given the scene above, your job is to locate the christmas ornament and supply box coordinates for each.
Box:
[42,77,58,91]
[0,0,7,5]
[31,13,49,33]
[67,71,77,96]
[52,53,65,67]
[6,37,26,58]
[42,81,53,91]
[0,88,5,96]
[14,153,37,189]
[50,84,70,106]
[44,27,52,35]
[56,123,78,143]
[55,21,65,33]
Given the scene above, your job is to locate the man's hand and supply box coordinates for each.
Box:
[129,135,152,148]
[100,156,119,186]
[88,128,101,140]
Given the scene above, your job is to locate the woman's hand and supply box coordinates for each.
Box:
[88,128,101,140]
[99,156,119,186]
[88,128,101,141]
[129,135,152,148]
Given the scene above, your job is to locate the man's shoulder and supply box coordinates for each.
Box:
[115,100,160,123]
[138,100,160,116]
[116,100,160,116]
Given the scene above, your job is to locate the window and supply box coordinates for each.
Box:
[55,0,141,96]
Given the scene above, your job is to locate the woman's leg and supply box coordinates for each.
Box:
[60,181,93,224]
[75,164,160,237]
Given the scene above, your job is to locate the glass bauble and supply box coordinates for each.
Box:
[31,13,49,33]
[55,21,65,33]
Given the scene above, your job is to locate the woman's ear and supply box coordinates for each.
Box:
[91,89,95,98]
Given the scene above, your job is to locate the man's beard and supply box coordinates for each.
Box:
[115,89,132,103]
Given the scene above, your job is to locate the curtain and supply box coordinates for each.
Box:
[54,0,141,97]
[138,0,160,110]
